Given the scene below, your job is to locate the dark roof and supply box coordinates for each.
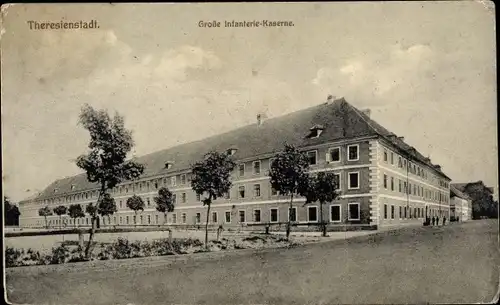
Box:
[451,181,493,194]
[23,98,450,203]
[450,185,470,200]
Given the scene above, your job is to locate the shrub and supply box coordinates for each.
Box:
[111,238,132,259]
[5,247,24,267]
[50,244,70,264]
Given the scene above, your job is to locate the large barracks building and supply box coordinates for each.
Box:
[18,97,451,230]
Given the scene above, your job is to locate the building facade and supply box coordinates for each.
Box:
[18,97,451,231]
[450,186,472,221]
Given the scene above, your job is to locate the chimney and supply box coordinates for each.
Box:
[398,136,405,141]
[387,133,397,141]
[326,94,336,104]
[434,164,441,171]
[360,109,371,118]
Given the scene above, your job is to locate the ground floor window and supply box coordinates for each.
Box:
[172,214,177,224]
[330,205,341,222]
[195,213,201,224]
[384,204,388,219]
[391,205,395,219]
[308,206,318,222]
[119,216,123,224]
[225,211,231,223]
[348,203,360,221]
[253,209,261,223]
[239,210,246,223]
[270,208,278,223]
[182,213,187,224]
[126,216,130,224]
[148,215,151,224]
[399,206,402,219]
[288,207,297,222]
[140,215,143,224]
[212,212,218,223]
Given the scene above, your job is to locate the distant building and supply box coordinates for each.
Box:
[450,185,472,221]
[18,97,452,231]
[451,181,497,219]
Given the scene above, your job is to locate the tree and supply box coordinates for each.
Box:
[53,205,68,229]
[191,151,236,249]
[4,196,21,226]
[68,204,85,228]
[38,206,53,229]
[303,172,340,237]
[269,144,311,240]
[126,195,145,226]
[154,187,175,224]
[76,104,144,258]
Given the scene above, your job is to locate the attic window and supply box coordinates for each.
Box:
[71,184,76,190]
[53,188,58,193]
[164,161,174,169]
[308,124,324,138]
[227,148,238,156]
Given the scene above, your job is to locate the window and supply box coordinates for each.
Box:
[384,204,388,219]
[238,164,245,177]
[173,194,177,204]
[333,173,341,190]
[253,184,261,197]
[307,150,317,165]
[348,172,360,189]
[172,214,177,224]
[180,174,186,185]
[182,213,187,224]
[253,161,261,175]
[404,182,407,194]
[268,158,275,170]
[271,187,278,196]
[239,210,246,223]
[195,213,201,224]
[308,206,318,222]
[119,217,122,224]
[119,200,123,209]
[154,181,158,189]
[196,193,201,201]
[181,193,187,203]
[383,150,388,162]
[147,198,151,207]
[133,215,136,224]
[238,186,245,198]
[148,215,151,224]
[270,208,279,223]
[126,216,130,224]
[288,207,297,222]
[390,177,394,191]
[328,147,341,162]
[253,209,261,222]
[390,152,394,165]
[139,215,143,224]
[347,145,359,161]
[348,203,360,221]
[408,183,412,195]
[155,215,158,224]
[171,176,177,187]
[225,211,231,223]
[399,206,402,219]
[212,212,218,223]
[398,157,402,168]
[224,191,230,199]
[391,205,395,219]
[330,205,341,222]
[383,174,388,189]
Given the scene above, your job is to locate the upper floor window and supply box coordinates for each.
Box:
[253,184,261,197]
[253,161,261,175]
[383,150,388,162]
[180,174,186,185]
[238,164,245,177]
[181,193,187,203]
[171,176,177,187]
[347,145,359,161]
[348,172,360,189]
[327,147,341,163]
[238,186,245,199]
[390,152,394,165]
[333,173,341,190]
[307,150,317,165]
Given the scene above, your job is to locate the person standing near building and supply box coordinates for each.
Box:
[436,215,440,226]
[443,216,446,226]
[432,216,435,226]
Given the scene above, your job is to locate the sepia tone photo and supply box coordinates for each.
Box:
[1,2,498,304]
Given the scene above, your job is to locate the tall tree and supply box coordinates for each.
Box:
[154,187,175,224]
[38,206,53,229]
[53,205,68,229]
[191,151,236,249]
[76,104,144,258]
[68,204,85,228]
[4,196,21,226]
[126,195,145,226]
[303,172,340,237]
[269,144,311,240]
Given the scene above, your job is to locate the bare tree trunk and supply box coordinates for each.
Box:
[320,201,327,237]
[205,201,211,249]
[85,185,104,259]
[286,194,294,241]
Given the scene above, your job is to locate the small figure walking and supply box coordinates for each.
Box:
[443,216,446,226]
[436,216,440,226]
[432,216,435,226]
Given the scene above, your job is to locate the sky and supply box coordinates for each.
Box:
[1,2,497,202]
